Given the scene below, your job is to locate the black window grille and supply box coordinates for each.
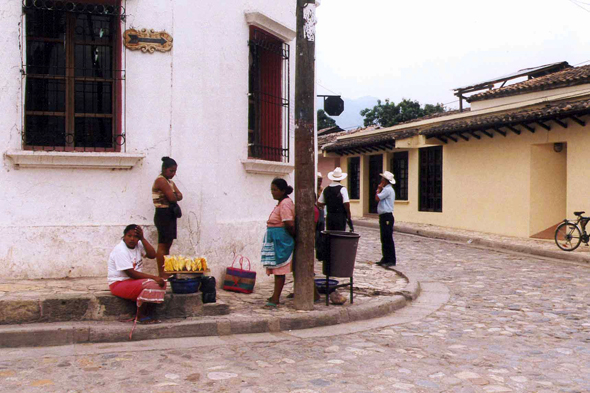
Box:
[391,151,408,201]
[348,156,360,199]
[248,27,290,162]
[22,0,125,151]
[419,146,443,212]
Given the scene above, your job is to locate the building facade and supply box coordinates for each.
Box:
[321,64,590,239]
[1,0,302,279]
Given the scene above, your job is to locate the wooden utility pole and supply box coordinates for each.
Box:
[293,0,316,310]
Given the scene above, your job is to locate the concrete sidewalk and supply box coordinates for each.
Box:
[355,217,590,264]
[0,236,417,347]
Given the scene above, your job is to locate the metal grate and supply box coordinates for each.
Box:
[391,151,408,201]
[23,0,125,18]
[419,146,443,212]
[248,27,290,162]
[22,2,125,151]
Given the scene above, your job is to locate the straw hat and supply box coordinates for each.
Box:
[328,167,347,181]
[380,171,396,184]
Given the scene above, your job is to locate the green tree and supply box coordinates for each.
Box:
[360,99,445,127]
[317,109,338,129]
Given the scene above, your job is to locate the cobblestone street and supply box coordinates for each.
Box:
[1,226,589,393]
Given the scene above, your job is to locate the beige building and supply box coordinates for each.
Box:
[319,62,590,239]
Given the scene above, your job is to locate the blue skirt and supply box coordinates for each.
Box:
[261,227,294,269]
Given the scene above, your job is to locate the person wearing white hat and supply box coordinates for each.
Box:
[375,171,397,267]
[317,167,353,231]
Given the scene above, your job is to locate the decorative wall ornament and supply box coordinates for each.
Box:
[302,3,317,42]
[123,28,173,53]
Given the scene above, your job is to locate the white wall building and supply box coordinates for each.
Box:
[1,0,305,280]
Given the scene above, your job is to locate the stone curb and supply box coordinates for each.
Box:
[0,274,420,348]
[355,220,590,264]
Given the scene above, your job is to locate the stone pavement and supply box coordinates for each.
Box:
[0,224,588,393]
[371,217,590,264]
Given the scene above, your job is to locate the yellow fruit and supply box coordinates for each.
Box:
[201,258,208,271]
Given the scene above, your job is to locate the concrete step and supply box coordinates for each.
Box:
[0,291,228,325]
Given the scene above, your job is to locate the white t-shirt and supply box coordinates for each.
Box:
[107,240,146,285]
[318,182,350,203]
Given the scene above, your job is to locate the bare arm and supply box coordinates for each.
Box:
[124,269,166,287]
[344,202,351,220]
[135,226,156,259]
[172,183,183,201]
[284,220,296,238]
[154,177,178,203]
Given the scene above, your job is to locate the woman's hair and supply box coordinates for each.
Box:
[123,224,138,235]
[272,178,293,196]
[161,156,177,170]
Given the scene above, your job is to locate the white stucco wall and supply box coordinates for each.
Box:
[0,0,298,281]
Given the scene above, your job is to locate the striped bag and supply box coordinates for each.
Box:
[222,255,256,294]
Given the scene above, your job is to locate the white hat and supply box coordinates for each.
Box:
[380,171,396,184]
[328,167,347,181]
[317,172,323,178]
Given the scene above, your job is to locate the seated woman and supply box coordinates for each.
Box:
[107,224,167,329]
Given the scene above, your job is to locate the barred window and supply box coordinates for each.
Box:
[248,27,290,162]
[348,156,360,199]
[22,0,125,151]
[391,151,408,201]
[419,146,443,212]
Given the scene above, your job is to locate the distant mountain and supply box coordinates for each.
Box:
[317,96,378,130]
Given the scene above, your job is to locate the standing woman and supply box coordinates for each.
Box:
[152,157,183,277]
[261,178,295,308]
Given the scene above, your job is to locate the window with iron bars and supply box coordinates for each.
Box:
[419,146,443,212]
[348,156,360,199]
[390,151,408,201]
[248,27,290,162]
[22,0,125,151]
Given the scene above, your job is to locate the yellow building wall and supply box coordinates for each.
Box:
[341,121,590,238]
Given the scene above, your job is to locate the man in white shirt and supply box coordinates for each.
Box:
[375,171,396,267]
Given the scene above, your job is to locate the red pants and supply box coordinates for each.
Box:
[110,279,167,305]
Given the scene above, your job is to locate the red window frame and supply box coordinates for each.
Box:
[23,0,124,152]
[248,26,290,162]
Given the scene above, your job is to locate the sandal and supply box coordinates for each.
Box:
[263,301,278,309]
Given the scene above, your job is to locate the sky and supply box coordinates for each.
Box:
[315,0,590,111]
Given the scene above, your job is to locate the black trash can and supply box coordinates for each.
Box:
[319,230,360,305]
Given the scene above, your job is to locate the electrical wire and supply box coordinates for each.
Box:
[566,0,590,13]
[317,82,340,95]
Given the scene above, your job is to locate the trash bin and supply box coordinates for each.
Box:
[319,230,361,305]
[321,231,360,277]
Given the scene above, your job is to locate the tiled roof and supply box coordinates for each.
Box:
[321,98,590,153]
[422,98,590,138]
[467,65,590,102]
[320,110,466,153]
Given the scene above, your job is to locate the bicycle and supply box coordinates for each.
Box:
[554,211,590,251]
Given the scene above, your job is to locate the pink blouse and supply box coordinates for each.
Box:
[267,198,295,227]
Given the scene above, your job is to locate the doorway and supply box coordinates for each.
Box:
[529,143,567,238]
[368,154,383,214]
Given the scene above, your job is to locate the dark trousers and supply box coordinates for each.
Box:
[326,212,347,231]
[379,212,396,265]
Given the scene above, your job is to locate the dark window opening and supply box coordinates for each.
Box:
[248,27,290,162]
[348,156,360,199]
[390,151,408,201]
[368,154,383,214]
[419,146,443,212]
[23,0,124,151]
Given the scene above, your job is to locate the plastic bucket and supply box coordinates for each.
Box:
[314,278,339,294]
[169,276,201,294]
[321,230,360,277]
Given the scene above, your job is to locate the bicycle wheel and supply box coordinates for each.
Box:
[554,222,582,251]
